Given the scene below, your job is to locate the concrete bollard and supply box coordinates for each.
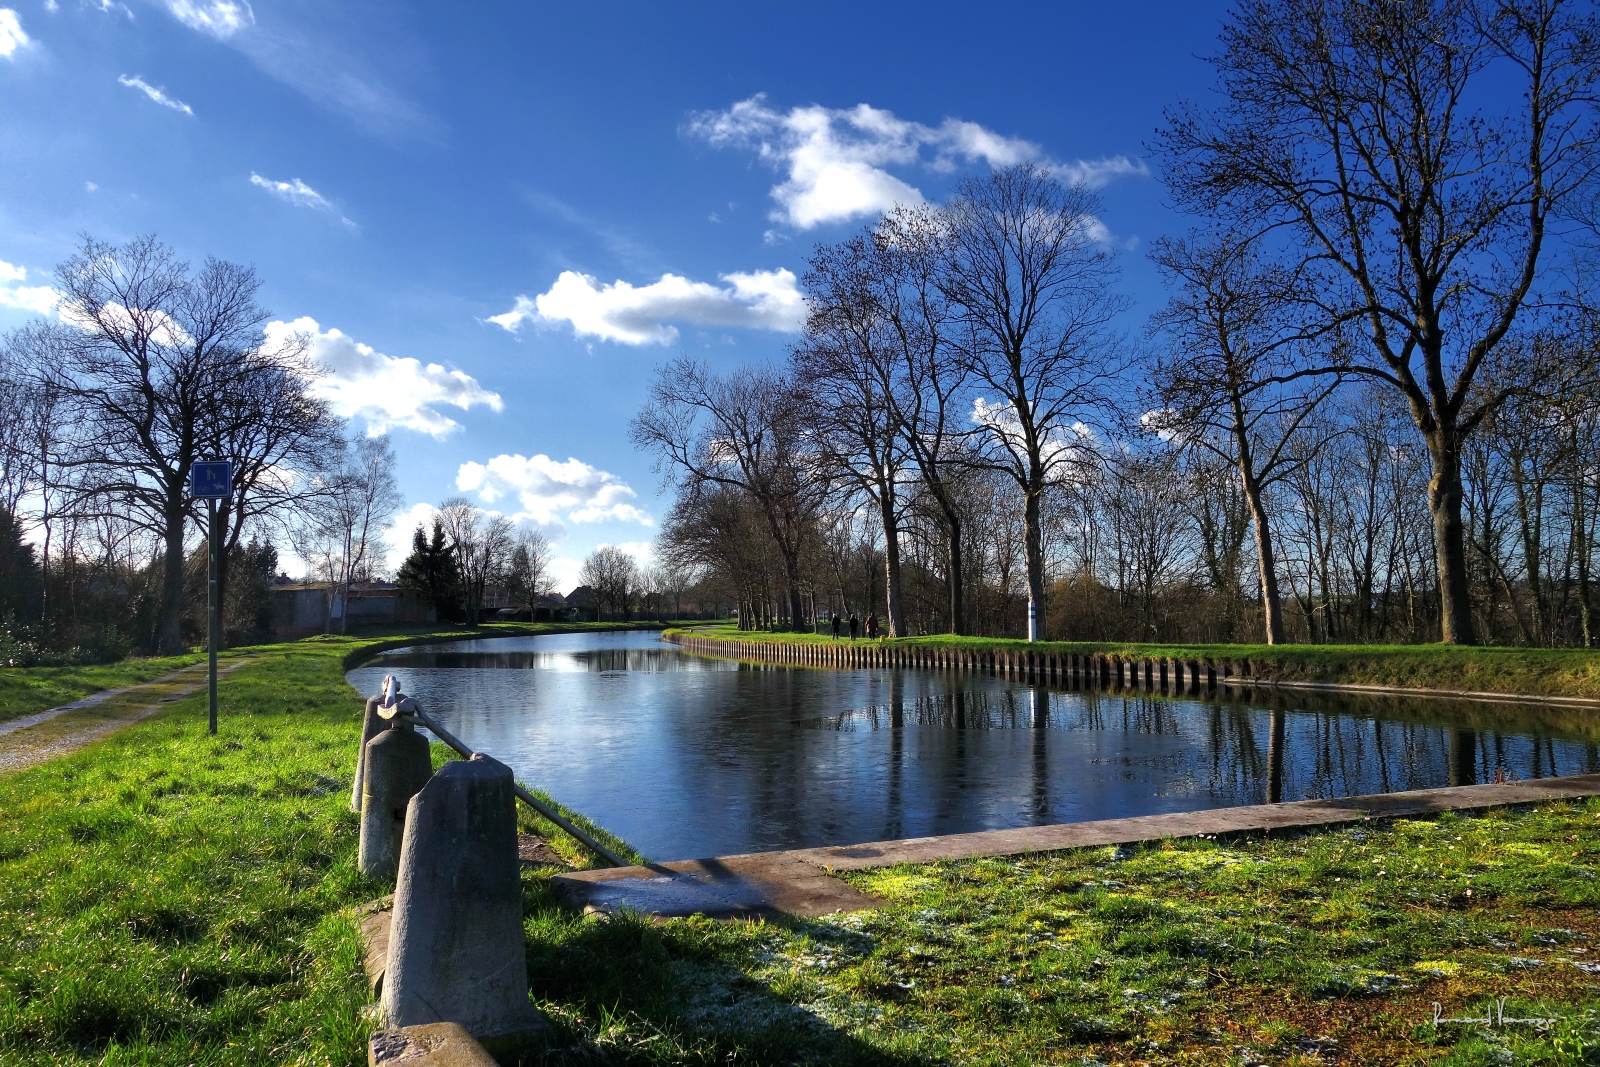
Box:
[383,754,542,1056]
[360,722,435,882]
[351,695,387,813]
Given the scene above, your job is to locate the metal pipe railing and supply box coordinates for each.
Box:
[373,677,627,868]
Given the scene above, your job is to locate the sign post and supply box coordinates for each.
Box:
[189,460,233,735]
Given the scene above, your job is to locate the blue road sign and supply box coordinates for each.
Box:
[189,460,233,499]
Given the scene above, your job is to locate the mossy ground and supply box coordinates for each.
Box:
[2,626,1598,1065]
[670,624,1600,703]
[521,803,1600,1065]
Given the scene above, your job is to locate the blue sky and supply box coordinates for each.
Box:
[0,0,1231,590]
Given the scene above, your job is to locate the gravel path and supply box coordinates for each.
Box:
[0,659,254,775]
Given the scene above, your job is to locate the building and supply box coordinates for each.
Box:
[269,581,436,639]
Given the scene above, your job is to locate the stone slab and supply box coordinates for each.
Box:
[369,1023,498,1067]
[556,774,1600,919]
[788,773,1600,871]
[358,905,392,997]
[553,852,884,919]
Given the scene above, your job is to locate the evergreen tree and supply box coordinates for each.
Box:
[396,520,462,621]
[0,506,41,624]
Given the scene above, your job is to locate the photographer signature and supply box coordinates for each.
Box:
[1433,999,1559,1029]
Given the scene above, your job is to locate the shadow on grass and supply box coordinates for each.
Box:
[519,879,931,1066]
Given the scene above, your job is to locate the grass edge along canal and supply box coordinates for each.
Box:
[0,625,1594,1065]
[667,623,1600,704]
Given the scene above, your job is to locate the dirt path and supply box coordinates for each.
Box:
[0,658,254,775]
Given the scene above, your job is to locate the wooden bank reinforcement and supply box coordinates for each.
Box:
[666,632,1600,709]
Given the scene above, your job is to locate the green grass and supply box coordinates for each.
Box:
[3,623,1599,1065]
[0,624,643,1067]
[669,624,1600,702]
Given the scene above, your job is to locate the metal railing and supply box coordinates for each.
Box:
[375,677,627,868]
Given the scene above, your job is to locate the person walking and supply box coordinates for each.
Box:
[865,612,877,640]
[831,612,841,639]
[848,612,859,640]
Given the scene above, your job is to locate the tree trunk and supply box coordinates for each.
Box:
[946,511,965,636]
[1428,432,1477,645]
[1024,481,1047,641]
[215,499,236,647]
[1242,472,1285,645]
[783,554,806,632]
[879,489,906,637]
[158,495,187,654]
[1574,466,1594,648]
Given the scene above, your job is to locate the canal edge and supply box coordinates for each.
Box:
[662,632,1600,710]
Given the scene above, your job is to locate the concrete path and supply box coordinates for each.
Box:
[0,658,254,775]
[553,772,1600,919]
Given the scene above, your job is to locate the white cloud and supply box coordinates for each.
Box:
[548,556,583,595]
[490,267,804,345]
[685,94,1147,230]
[85,181,98,192]
[118,75,194,116]
[382,502,438,560]
[264,317,502,438]
[971,397,1095,479]
[250,173,355,228]
[56,299,189,346]
[606,541,655,563]
[166,0,251,38]
[455,453,652,527]
[0,9,31,58]
[0,259,24,284]
[1059,157,1149,187]
[0,284,57,315]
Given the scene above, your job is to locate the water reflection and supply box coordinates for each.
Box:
[348,631,1600,861]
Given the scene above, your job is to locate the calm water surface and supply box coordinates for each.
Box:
[346,631,1600,861]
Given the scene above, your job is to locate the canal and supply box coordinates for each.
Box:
[347,630,1600,861]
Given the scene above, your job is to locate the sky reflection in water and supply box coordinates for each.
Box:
[346,631,1600,862]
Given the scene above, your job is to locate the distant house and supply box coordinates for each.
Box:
[270,581,435,639]
[564,585,599,621]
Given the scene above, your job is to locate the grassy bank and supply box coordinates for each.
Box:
[0,624,638,1067]
[3,622,1598,1065]
[0,621,669,728]
[668,623,1600,702]
[0,653,219,726]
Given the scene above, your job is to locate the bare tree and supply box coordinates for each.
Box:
[293,435,401,634]
[941,163,1128,640]
[580,545,637,618]
[11,235,275,653]
[794,230,911,636]
[506,526,555,616]
[658,479,776,628]
[1158,0,1600,643]
[205,333,344,629]
[437,497,515,624]
[632,359,822,628]
[877,206,972,634]
[1147,230,1342,643]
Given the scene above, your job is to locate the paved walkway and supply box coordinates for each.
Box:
[0,659,254,775]
[553,772,1600,919]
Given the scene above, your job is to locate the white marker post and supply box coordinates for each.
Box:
[189,460,233,735]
